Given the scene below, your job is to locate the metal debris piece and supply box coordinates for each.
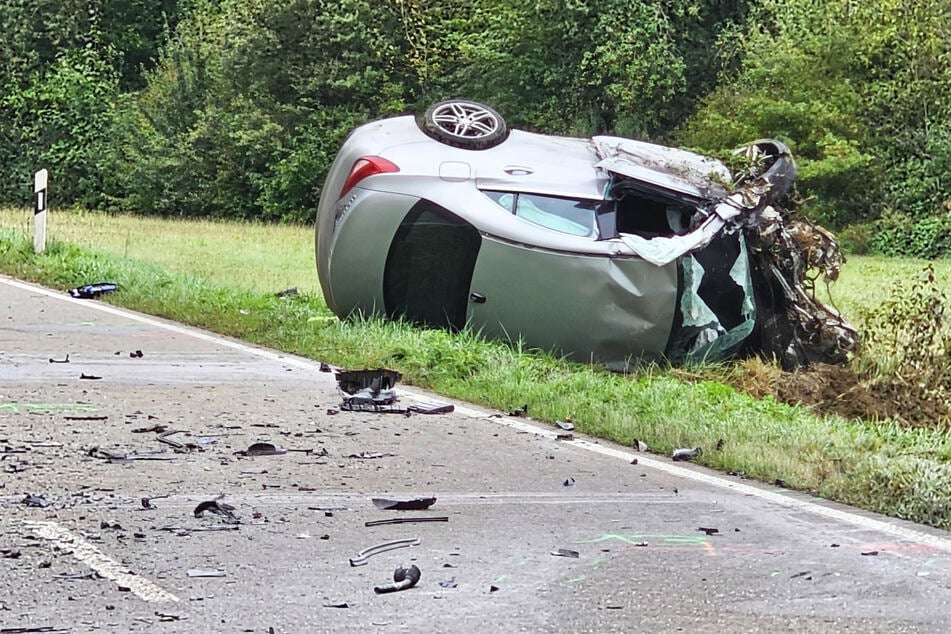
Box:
[350,538,421,567]
[48,354,69,364]
[563,477,575,487]
[336,368,402,411]
[372,497,436,511]
[407,401,455,415]
[186,569,226,578]
[556,420,574,431]
[672,447,702,461]
[193,500,239,523]
[374,565,421,594]
[22,494,49,508]
[698,527,719,536]
[237,442,288,457]
[365,517,449,527]
[348,451,396,460]
[69,282,118,299]
[79,373,102,380]
[551,548,580,558]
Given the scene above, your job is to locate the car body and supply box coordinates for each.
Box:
[315,100,855,369]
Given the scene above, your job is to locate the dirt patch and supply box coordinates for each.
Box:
[764,364,950,428]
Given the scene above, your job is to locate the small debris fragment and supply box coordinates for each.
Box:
[275,287,299,298]
[861,550,879,556]
[22,494,49,508]
[350,537,421,567]
[374,564,421,594]
[193,500,239,523]
[556,421,574,431]
[238,442,288,457]
[715,438,725,451]
[698,527,719,536]
[774,479,789,488]
[508,404,528,417]
[129,350,144,358]
[632,438,648,452]
[563,477,575,487]
[372,497,436,511]
[555,433,574,441]
[69,282,118,299]
[365,517,449,527]
[439,577,458,589]
[186,569,226,578]
[48,354,70,364]
[319,362,332,372]
[323,602,350,609]
[348,451,396,460]
[551,548,580,558]
[672,447,702,461]
[79,373,102,380]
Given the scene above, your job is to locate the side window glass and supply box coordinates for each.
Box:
[483,191,597,237]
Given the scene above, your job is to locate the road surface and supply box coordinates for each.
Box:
[2,275,950,633]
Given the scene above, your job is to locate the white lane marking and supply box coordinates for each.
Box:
[23,520,179,602]
[5,275,951,552]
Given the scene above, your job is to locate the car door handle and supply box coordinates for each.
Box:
[469,292,486,304]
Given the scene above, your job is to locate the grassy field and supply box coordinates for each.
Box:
[2,207,950,529]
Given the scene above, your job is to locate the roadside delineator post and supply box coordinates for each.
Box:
[34,169,48,253]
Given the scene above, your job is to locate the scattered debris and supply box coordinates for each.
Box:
[348,451,396,460]
[407,401,455,415]
[555,433,574,441]
[630,457,638,465]
[88,447,173,462]
[563,477,575,487]
[186,569,226,578]
[1,549,21,559]
[350,537,421,567]
[21,494,49,508]
[68,282,118,299]
[439,577,458,589]
[372,497,436,511]
[323,602,350,609]
[193,500,239,524]
[774,479,789,488]
[374,565,421,594]
[79,373,102,380]
[275,287,299,298]
[63,415,107,421]
[556,420,574,431]
[0,626,71,633]
[861,550,880,557]
[489,585,500,593]
[336,369,401,410]
[129,350,144,358]
[632,438,648,452]
[715,438,725,451]
[365,517,449,527]
[48,354,69,364]
[551,548,580,558]
[319,362,332,372]
[156,430,188,451]
[131,424,168,434]
[790,570,812,579]
[698,527,719,536]
[237,442,288,457]
[672,447,702,461]
[508,404,528,417]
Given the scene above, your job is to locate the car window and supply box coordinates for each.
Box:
[483,191,597,237]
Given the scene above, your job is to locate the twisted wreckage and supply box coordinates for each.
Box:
[315,99,857,370]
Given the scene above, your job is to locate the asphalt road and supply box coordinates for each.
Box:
[2,274,950,633]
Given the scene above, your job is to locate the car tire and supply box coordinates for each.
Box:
[417,99,508,150]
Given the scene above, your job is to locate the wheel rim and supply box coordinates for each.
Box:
[430,102,500,139]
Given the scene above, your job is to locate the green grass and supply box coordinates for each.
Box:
[2,208,950,530]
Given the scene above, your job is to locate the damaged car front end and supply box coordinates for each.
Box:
[315,99,857,370]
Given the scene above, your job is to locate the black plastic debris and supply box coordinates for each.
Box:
[555,433,574,441]
[275,287,299,298]
[319,362,332,372]
[372,497,436,511]
[79,373,102,380]
[439,577,458,589]
[672,447,702,461]
[194,500,239,524]
[508,404,528,417]
[1,548,22,559]
[563,477,575,487]
[698,527,719,536]
[374,565,421,594]
[350,537,420,567]
[861,550,880,556]
[48,354,69,364]
[550,548,580,558]
[336,368,401,410]
[237,442,288,457]
[348,451,396,460]
[129,350,144,358]
[22,494,49,508]
[632,438,648,452]
[365,517,449,527]
[69,282,118,299]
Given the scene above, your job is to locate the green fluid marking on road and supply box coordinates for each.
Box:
[579,533,709,547]
[0,402,99,414]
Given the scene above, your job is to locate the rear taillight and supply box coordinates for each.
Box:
[339,156,399,198]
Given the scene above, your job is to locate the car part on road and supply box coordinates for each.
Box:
[551,548,580,558]
[193,499,239,523]
[21,494,49,508]
[79,373,101,380]
[348,451,397,459]
[373,564,422,594]
[372,497,437,511]
[237,442,288,457]
[556,421,575,431]
[48,354,69,363]
[336,368,401,410]
[68,282,117,299]
[698,527,719,535]
[186,568,226,578]
[672,447,702,461]
[349,537,421,567]
[365,516,449,527]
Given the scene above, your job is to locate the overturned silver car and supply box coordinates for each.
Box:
[315,99,856,369]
